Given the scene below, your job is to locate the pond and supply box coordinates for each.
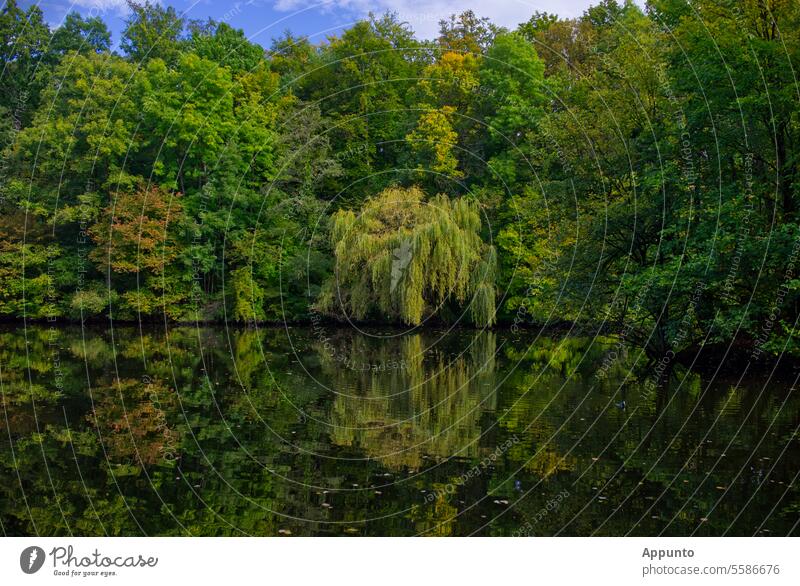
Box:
[1,325,797,536]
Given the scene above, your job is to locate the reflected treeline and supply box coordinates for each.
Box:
[322,331,497,470]
[0,326,797,536]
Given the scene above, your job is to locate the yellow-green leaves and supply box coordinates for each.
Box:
[406,107,462,179]
[320,186,496,326]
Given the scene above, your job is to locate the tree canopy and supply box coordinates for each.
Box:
[0,0,799,358]
[320,186,496,326]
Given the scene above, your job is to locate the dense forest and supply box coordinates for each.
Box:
[1,0,799,358]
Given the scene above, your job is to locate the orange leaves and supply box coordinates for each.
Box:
[89,184,185,275]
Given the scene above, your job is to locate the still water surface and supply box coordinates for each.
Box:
[1,325,797,536]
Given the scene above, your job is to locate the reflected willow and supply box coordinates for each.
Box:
[323,331,497,469]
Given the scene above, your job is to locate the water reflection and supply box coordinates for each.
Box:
[0,325,797,536]
[325,332,496,470]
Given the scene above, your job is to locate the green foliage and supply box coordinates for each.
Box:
[479,32,546,140]
[320,186,496,326]
[121,0,186,64]
[0,0,798,358]
[189,21,264,73]
[406,106,463,179]
[50,12,111,55]
[0,0,51,128]
[437,10,499,54]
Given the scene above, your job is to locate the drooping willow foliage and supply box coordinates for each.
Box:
[320,186,496,326]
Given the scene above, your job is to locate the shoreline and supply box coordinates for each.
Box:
[1,318,796,372]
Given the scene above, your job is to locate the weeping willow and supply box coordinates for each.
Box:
[319,186,496,326]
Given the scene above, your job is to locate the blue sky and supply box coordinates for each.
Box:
[22,0,641,48]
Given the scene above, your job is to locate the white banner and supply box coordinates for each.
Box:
[0,537,795,585]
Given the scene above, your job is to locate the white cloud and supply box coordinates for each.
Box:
[272,0,614,38]
[70,0,134,16]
